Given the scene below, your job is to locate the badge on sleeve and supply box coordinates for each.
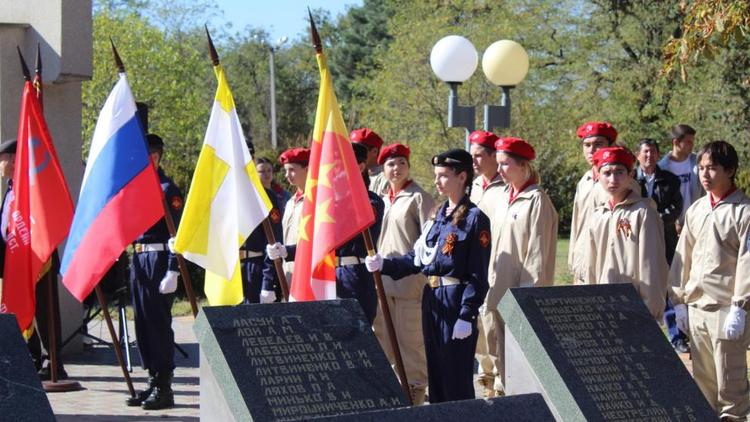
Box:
[479,230,490,248]
[170,196,183,210]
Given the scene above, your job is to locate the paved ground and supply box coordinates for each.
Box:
[46,315,708,420]
[49,316,199,421]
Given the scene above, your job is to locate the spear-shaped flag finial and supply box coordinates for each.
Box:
[35,43,42,78]
[110,37,125,73]
[308,8,322,54]
[205,25,220,66]
[17,47,31,81]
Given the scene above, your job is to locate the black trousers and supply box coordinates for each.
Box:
[130,251,174,372]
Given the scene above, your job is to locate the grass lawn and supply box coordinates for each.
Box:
[555,238,573,286]
[165,238,578,316]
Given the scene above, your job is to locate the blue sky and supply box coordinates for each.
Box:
[213,1,363,41]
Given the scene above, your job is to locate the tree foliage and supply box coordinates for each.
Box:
[83,0,750,238]
[662,0,750,82]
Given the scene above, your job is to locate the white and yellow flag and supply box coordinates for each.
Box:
[175,64,272,305]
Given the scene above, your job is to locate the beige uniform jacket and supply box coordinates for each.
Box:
[282,194,304,278]
[369,168,389,196]
[486,184,558,310]
[470,174,505,218]
[584,190,667,319]
[377,181,435,299]
[669,189,750,309]
[569,170,642,280]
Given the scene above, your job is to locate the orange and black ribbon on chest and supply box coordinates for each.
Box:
[442,232,458,256]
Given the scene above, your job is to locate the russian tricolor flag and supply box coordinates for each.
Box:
[61,73,163,301]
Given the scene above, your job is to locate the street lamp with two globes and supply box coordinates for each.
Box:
[430,35,529,149]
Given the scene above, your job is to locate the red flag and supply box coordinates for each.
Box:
[289,49,374,302]
[1,81,73,332]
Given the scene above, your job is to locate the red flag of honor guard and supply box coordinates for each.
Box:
[290,17,375,302]
[2,78,73,333]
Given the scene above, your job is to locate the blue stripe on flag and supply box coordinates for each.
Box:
[61,114,151,273]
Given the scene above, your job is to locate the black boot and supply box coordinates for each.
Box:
[141,370,174,410]
[126,370,157,406]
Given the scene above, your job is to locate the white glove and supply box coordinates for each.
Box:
[364,254,383,273]
[159,271,179,294]
[723,305,747,341]
[266,243,287,260]
[451,319,472,340]
[260,289,277,304]
[674,304,689,334]
[167,237,177,254]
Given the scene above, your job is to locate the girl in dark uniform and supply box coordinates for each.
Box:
[365,148,490,403]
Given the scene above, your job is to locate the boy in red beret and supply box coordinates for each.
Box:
[350,128,388,195]
[466,130,505,397]
[582,146,667,319]
[569,122,617,280]
[569,122,641,283]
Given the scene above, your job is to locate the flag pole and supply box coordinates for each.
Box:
[261,220,290,301]
[305,12,412,402]
[18,46,81,392]
[204,28,290,302]
[362,229,412,404]
[96,285,135,396]
[110,40,198,317]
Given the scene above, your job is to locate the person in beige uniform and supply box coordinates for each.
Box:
[469,130,505,214]
[486,137,558,396]
[467,130,505,396]
[582,147,667,319]
[267,147,310,281]
[569,122,640,282]
[350,127,389,195]
[669,141,750,420]
[372,143,434,405]
[569,122,616,278]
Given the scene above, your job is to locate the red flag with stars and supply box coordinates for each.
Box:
[1,80,73,333]
[289,48,374,302]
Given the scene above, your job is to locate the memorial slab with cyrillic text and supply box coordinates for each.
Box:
[0,314,55,421]
[313,393,555,421]
[499,284,716,421]
[194,299,408,421]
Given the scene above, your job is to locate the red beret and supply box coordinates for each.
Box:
[349,128,383,149]
[593,147,634,171]
[468,130,499,150]
[279,147,310,165]
[494,137,536,161]
[576,121,618,143]
[377,143,410,165]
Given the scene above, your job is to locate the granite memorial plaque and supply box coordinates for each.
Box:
[0,314,55,421]
[313,393,555,421]
[499,284,716,421]
[194,299,408,421]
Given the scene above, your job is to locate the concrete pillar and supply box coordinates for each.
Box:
[0,0,92,354]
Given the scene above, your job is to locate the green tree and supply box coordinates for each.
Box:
[83,10,212,192]
[328,0,394,125]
